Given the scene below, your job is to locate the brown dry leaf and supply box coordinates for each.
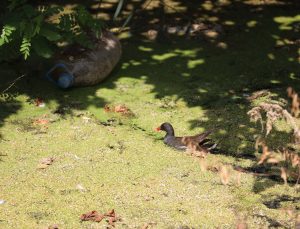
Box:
[33,119,49,125]
[207,165,219,173]
[287,87,295,98]
[141,223,149,229]
[255,136,265,150]
[281,207,295,218]
[35,98,45,107]
[48,224,59,229]
[258,145,271,165]
[280,167,288,185]
[291,93,300,117]
[235,213,248,229]
[295,214,300,229]
[235,171,242,186]
[199,158,207,172]
[291,153,300,168]
[114,105,128,113]
[236,221,247,229]
[219,165,231,185]
[266,157,281,164]
[80,210,105,222]
[247,90,270,101]
[104,104,134,117]
[37,157,55,169]
[104,104,111,112]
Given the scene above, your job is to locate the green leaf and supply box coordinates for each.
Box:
[40,25,62,41]
[32,36,54,58]
[20,36,31,59]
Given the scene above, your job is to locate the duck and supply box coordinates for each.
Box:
[155,122,217,154]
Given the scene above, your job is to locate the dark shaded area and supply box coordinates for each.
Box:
[263,195,300,210]
[1,0,300,205]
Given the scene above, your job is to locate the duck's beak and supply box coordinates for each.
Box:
[155,127,161,131]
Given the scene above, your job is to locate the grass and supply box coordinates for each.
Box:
[1,0,300,228]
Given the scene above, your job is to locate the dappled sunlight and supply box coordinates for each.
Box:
[187,59,205,69]
[138,46,153,52]
[274,15,300,30]
[246,20,258,27]
[152,52,177,61]
[1,0,300,227]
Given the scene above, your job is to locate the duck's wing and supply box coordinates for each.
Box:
[164,136,188,151]
[187,130,213,144]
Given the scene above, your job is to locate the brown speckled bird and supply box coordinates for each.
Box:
[156,122,217,154]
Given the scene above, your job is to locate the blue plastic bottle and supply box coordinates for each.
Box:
[45,63,74,89]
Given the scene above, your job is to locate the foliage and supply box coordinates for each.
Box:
[247,88,300,184]
[0,0,104,61]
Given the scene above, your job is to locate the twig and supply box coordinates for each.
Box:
[1,74,26,94]
[117,0,154,33]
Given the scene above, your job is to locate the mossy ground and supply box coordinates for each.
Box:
[1,0,300,228]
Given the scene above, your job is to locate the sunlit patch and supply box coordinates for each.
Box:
[216,42,228,49]
[247,20,257,28]
[270,80,281,84]
[245,0,285,5]
[118,31,132,39]
[224,20,235,26]
[218,129,227,135]
[152,53,177,61]
[201,1,214,11]
[204,30,219,39]
[208,16,219,22]
[181,73,190,77]
[138,46,153,52]
[187,59,205,69]
[198,88,208,94]
[121,62,130,69]
[289,73,297,80]
[274,15,300,30]
[174,49,200,58]
[129,60,142,66]
[267,53,275,60]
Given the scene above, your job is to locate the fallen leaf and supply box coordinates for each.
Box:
[80,210,105,222]
[33,119,49,125]
[199,158,207,172]
[37,157,55,169]
[76,184,87,192]
[80,209,120,227]
[219,165,231,185]
[280,167,288,185]
[104,104,134,116]
[35,98,45,107]
[141,223,149,229]
[48,224,59,229]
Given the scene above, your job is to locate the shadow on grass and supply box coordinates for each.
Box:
[1,0,300,193]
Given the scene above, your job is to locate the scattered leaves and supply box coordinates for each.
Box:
[80,209,120,227]
[80,210,105,223]
[104,104,135,117]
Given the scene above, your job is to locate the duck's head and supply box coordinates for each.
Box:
[155,122,175,136]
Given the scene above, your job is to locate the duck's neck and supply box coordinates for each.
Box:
[164,127,175,137]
